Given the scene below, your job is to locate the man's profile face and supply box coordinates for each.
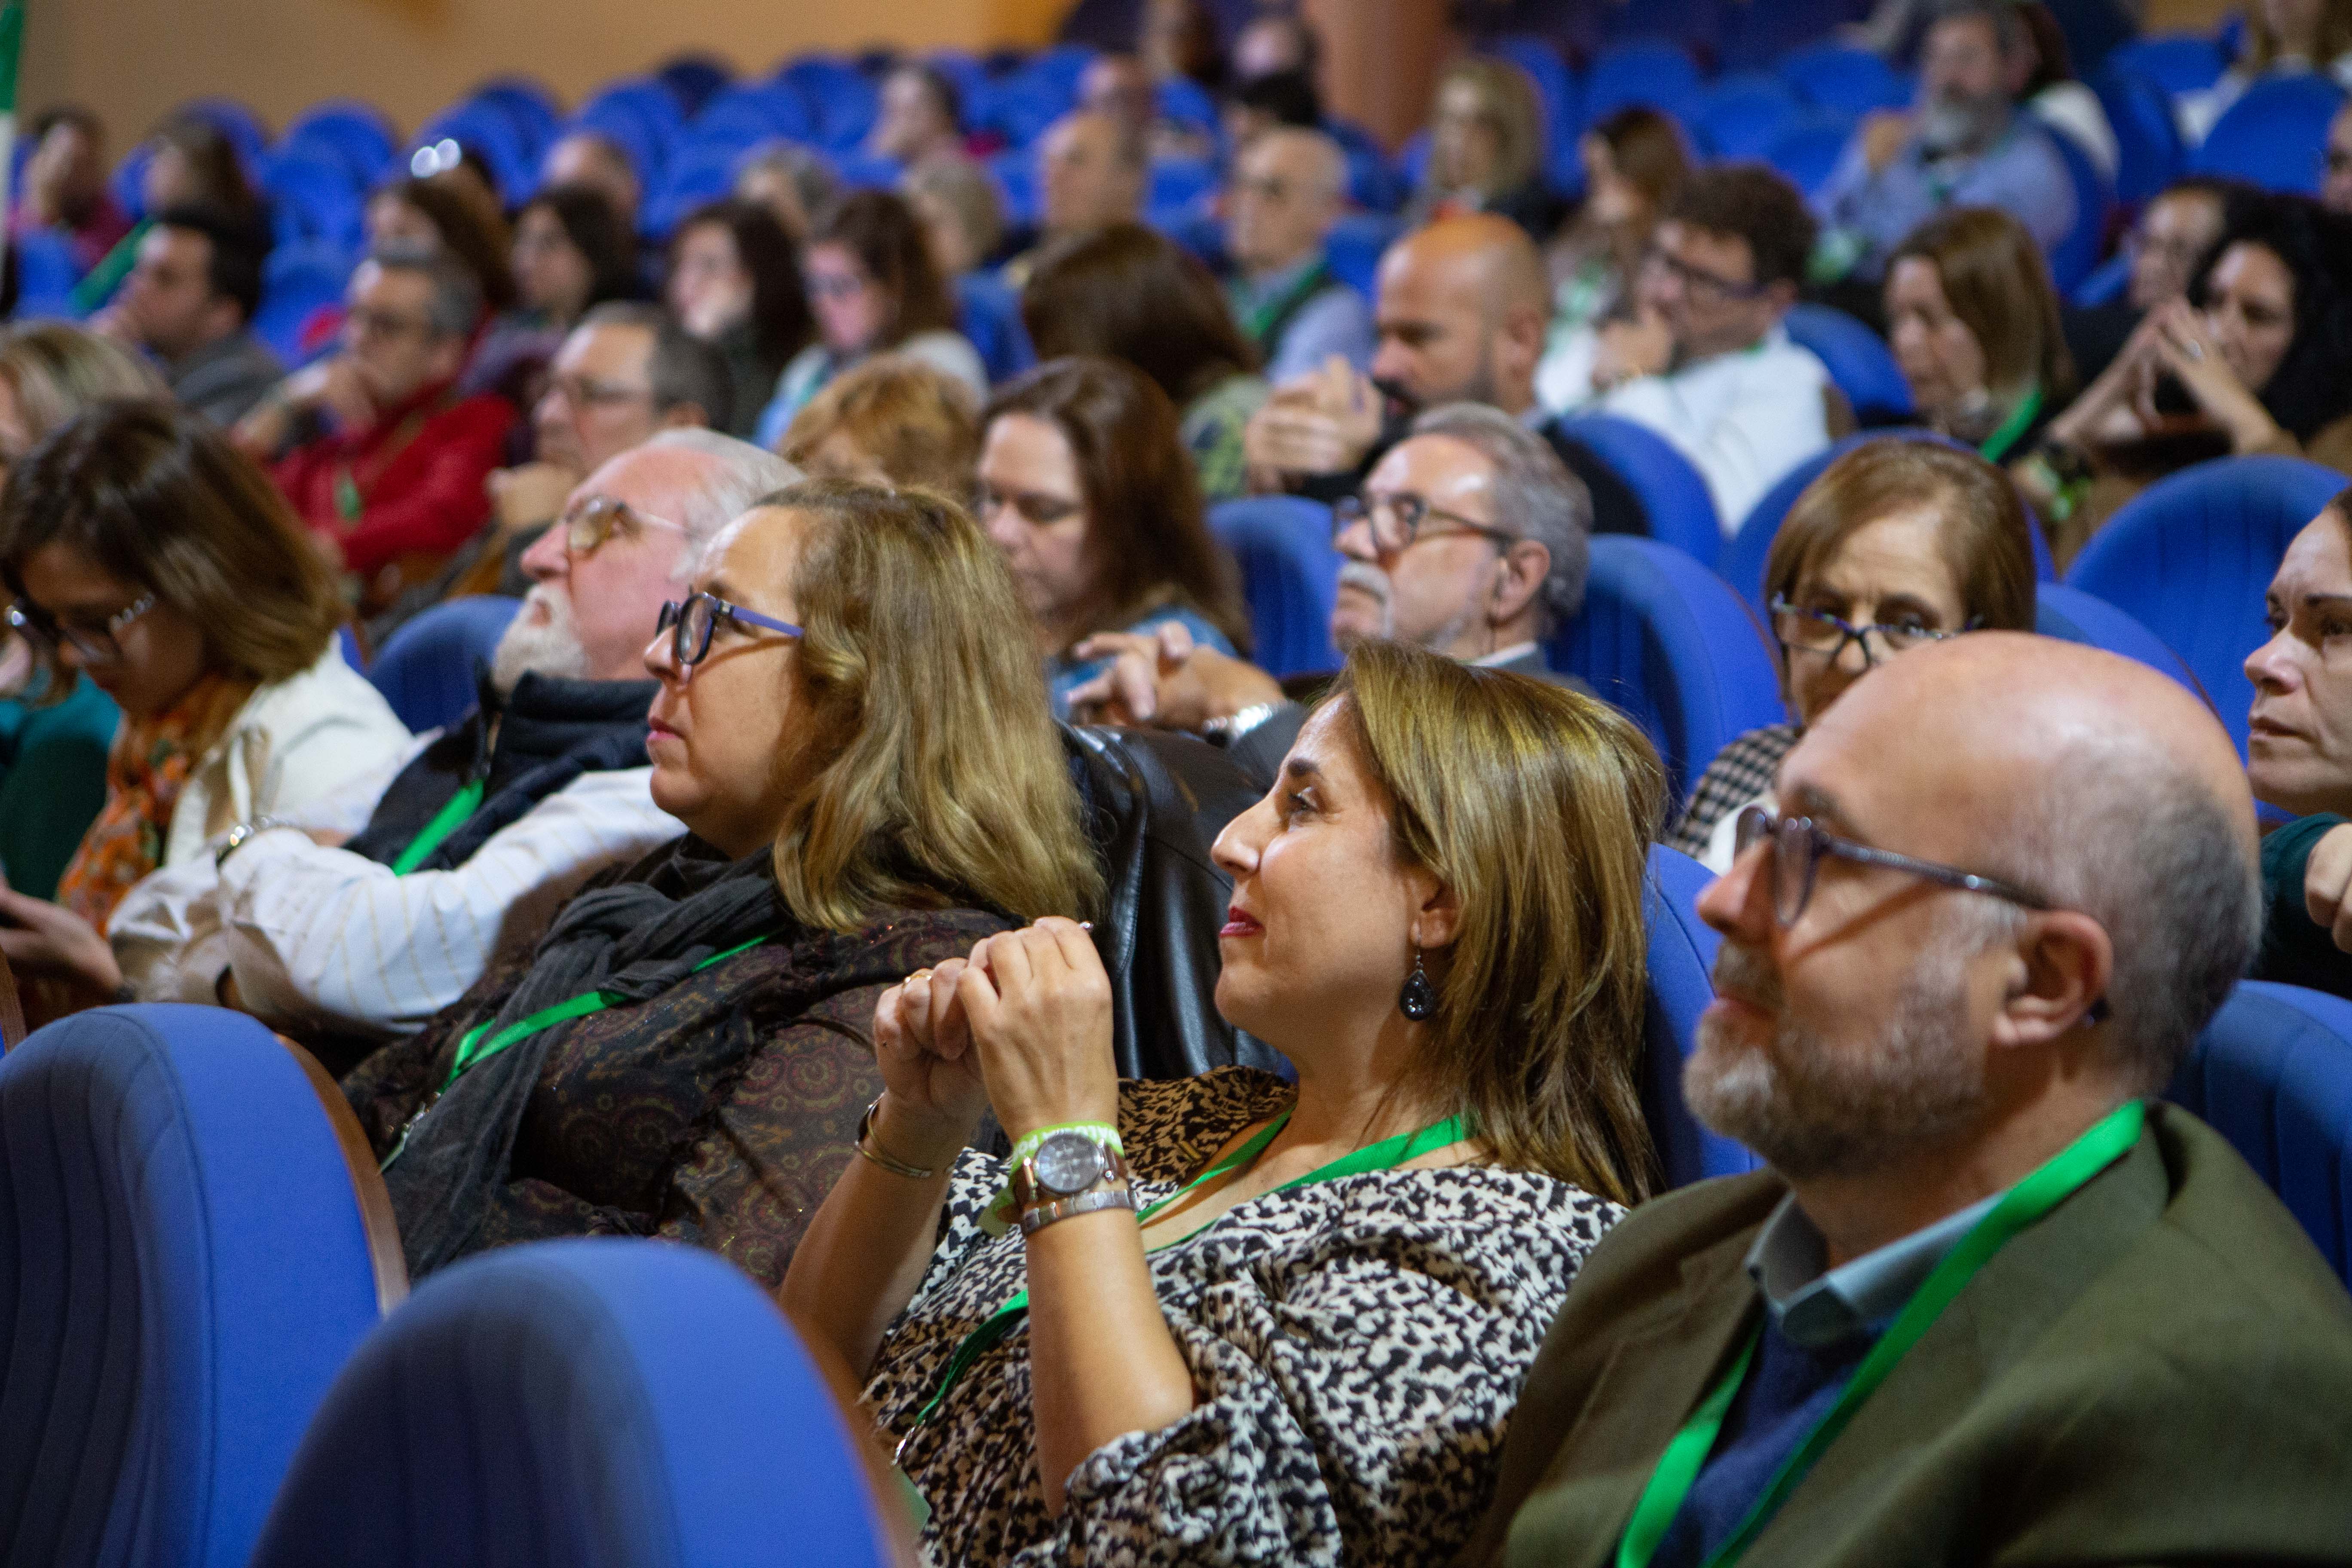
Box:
[1329,434,1504,655]
[340,263,457,407]
[1039,114,1138,234]
[534,322,662,475]
[1638,220,1780,363]
[1921,16,2009,110]
[1369,249,1494,411]
[122,225,221,361]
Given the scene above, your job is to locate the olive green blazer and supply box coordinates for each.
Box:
[1459,1104,2352,1568]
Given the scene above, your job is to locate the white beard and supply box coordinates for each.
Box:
[489,584,592,695]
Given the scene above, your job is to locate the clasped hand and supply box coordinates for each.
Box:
[2053,299,2277,454]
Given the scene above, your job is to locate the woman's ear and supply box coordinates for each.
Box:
[1411,877,1464,951]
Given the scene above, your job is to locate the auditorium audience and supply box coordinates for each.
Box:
[368,172,517,316]
[1021,223,1266,502]
[12,107,133,276]
[786,639,1662,1565]
[236,245,517,611]
[1537,107,1691,417]
[1672,438,2038,866]
[780,355,980,494]
[903,156,1007,279]
[1080,50,1214,162]
[141,113,260,224]
[342,478,1100,1288]
[1576,165,1835,532]
[493,182,641,360]
[866,62,969,172]
[2179,0,2352,144]
[753,190,985,447]
[1403,58,1561,239]
[104,203,282,426]
[2018,193,2352,565]
[1813,0,2076,290]
[113,432,790,1061]
[1001,110,1146,289]
[1223,127,1375,383]
[664,198,812,439]
[976,356,1246,714]
[735,142,843,248]
[539,131,643,236]
[0,402,408,1016]
[1461,633,2352,1565]
[1885,206,2075,463]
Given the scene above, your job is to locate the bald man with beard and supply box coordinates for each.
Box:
[1458,635,2352,1568]
[1241,213,1647,535]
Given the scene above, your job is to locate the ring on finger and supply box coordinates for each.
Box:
[2183,340,2206,361]
[906,967,935,986]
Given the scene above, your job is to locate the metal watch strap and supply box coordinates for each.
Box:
[1202,700,1280,746]
[1019,1183,1137,1235]
[215,816,294,869]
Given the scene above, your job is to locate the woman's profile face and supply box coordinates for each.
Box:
[367,194,441,254]
[141,144,196,215]
[806,241,889,357]
[668,221,755,340]
[2205,242,2298,398]
[1432,79,1503,194]
[511,205,594,322]
[974,412,1103,648]
[15,540,207,720]
[642,506,811,860]
[1579,137,1647,231]
[2248,512,2352,816]
[1777,505,1971,727]
[1208,699,1442,1050]
[1885,257,1991,429]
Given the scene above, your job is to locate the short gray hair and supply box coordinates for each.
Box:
[361,242,483,340]
[644,428,803,576]
[577,301,733,429]
[736,141,842,222]
[1408,402,1592,630]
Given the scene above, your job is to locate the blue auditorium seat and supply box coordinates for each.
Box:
[640,144,739,239]
[989,149,1040,228]
[1329,118,1405,213]
[1326,211,1400,300]
[262,152,365,253]
[1583,39,1705,128]
[1691,74,1804,161]
[2191,74,2347,196]
[2072,249,2131,307]
[12,228,86,320]
[417,101,536,201]
[0,1005,402,1567]
[778,56,880,152]
[2171,982,2352,1287]
[180,97,271,173]
[280,101,398,188]
[1642,843,1760,1186]
[956,270,1036,385]
[2094,64,2186,207]
[1783,302,1913,426]
[1549,535,1787,807]
[249,1240,894,1568]
[2106,32,2229,96]
[1764,111,1860,197]
[1156,75,1218,135]
[1489,34,1580,148]
[1556,413,1723,562]
[689,81,816,150]
[254,241,354,367]
[655,54,734,119]
[2033,581,2209,702]
[367,595,522,732]
[2043,120,2113,297]
[1209,497,1343,679]
[1776,43,1911,116]
[472,76,564,158]
[2066,454,2345,757]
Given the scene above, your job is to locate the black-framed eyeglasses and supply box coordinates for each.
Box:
[655,591,802,668]
[1333,491,1516,555]
[1639,244,1770,305]
[1769,595,1978,670]
[6,592,156,666]
[561,494,689,557]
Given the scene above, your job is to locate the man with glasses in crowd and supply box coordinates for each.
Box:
[101,202,281,426]
[233,245,516,613]
[1572,165,1836,534]
[111,431,797,1072]
[1456,634,2352,1567]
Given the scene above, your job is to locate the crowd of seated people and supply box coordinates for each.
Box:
[4,3,2352,1562]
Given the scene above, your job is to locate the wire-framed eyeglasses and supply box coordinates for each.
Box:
[1769,595,1978,670]
[655,592,802,668]
[562,495,689,557]
[1332,491,1516,554]
[6,592,156,666]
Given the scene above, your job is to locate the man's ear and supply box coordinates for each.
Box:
[1491,539,1549,625]
[1990,909,2114,1052]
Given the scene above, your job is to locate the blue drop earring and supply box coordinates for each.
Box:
[1400,947,1436,1020]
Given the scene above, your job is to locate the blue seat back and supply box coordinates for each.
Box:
[1692,74,1804,161]
[2065,454,2346,757]
[1584,39,1704,127]
[956,270,1036,385]
[280,102,398,188]
[1557,412,1723,561]
[2094,64,2185,207]
[262,153,365,253]
[0,1006,396,1567]
[2033,582,2208,702]
[1776,44,1911,116]
[1550,536,1787,807]
[1326,211,1400,300]
[2170,982,2352,1286]
[1783,302,1913,426]
[12,228,86,319]
[2107,32,2229,96]
[366,595,522,732]
[254,241,354,367]
[2042,119,2112,297]
[2191,74,2348,195]
[250,1240,892,1568]
[2071,249,2131,308]
[1642,844,1760,1187]
[418,101,536,202]
[1208,498,1342,679]
[1764,111,1860,197]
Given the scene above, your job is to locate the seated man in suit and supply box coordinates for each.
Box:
[1069,402,1589,782]
[1457,633,2352,1568]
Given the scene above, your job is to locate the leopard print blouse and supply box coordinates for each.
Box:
[864,1067,1624,1566]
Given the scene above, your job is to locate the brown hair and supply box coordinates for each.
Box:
[759,478,1103,930]
[1019,222,1258,406]
[0,322,165,452]
[781,354,980,497]
[1328,640,1663,1202]
[1665,163,1819,290]
[0,401,344,684]
[812,189,959,345]
[1430,57,1545,199]
[984,357,1251,654]
[1889,205,2077,413]
[374,173,517,313]
[146,113,257,219]
[2243,0,2352,72]
[1590,106,1690,212]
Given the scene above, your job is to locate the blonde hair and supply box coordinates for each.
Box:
[763,478,1103,931]
[1329,641,1663,1202]
[1432,57,1545,200]
[0,322,165,449]
[780,355,981,498]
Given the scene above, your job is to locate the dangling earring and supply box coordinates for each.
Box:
[1399,947,1436,1020]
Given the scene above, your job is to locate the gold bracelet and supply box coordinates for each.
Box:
[853,1095,937,1180]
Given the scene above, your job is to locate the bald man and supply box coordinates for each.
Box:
[1000,109,1147,291]
[1459,635,2352,1568]
[1225,128,1373,381]
[1242,212,1646,534]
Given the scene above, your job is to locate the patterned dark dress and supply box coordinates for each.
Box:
[1669,723,1801,862]
[867,1068,1624,1567]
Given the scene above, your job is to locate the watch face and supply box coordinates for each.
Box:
[1033,1132,1109,1197]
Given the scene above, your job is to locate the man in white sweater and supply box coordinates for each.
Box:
[111,430,799,1063]
[1582,165,1837,535]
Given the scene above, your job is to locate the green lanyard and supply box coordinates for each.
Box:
[387,777,487,875]
[1614,1099,2146,1568]
[910,1106,1469,1430]
[378,931,774,1170]
[1238,260,1334,344]
[1976,382,2045,466]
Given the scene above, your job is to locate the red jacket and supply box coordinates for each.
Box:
[272,381,516,578]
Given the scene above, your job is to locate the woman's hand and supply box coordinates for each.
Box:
[871,958,991,1167]
[2305,823,2352,955]
[0,881,122,996]
[2048,315,2165,452]
[957,919,1118,1145]
[2144,298,2283,453]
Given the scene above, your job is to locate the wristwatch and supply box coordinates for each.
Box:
[1012,1129,1133,1234]
[215,816,294,869]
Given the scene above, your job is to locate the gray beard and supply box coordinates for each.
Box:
[488,585,592,696]
[1917,98,2006,159]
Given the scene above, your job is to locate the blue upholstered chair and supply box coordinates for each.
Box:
[1583,39,1704,127]
[280,101,399,189]
[0,1005,404,1566]
[1784,303,1914,426]
[254,240,352,368]
[1549,536,1787,808]
[2093,64,2185,207]
[2171,982,2352,1287]
[1764,112,1861,197]
[1209,497,1343,679]
[2065,454,2345,757]
[1556,413,1724,563]
[2104,33,2228,96]
[2190,74,2347,196]
[2034,582,2209,704]
[366,594,522,733]
[2043,122,2113,297]
[249,1240,897,1568]
[1692,74,1804,161]
[1643,844,1760,1187]
[1326,211,1401,301]
[956,270,1036,385]
[1776,44,1911,116]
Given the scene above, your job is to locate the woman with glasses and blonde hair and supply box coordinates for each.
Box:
[342,478,1101,1289]
[1404,57,1561,239]
[0,400,408,1016]
[786,639,1661,1567]
[1671,437,2037,870]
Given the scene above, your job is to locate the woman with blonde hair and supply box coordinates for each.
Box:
[0,319,163,479]
[786,638,1661,1565]
[780,354,980,495]
[343,478,1102,1287]
[1404,57,1559,238]
[1884,205,2076,464]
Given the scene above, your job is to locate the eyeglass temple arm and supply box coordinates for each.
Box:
[1828,838,2055,911]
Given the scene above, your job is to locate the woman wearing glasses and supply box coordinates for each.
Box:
[975,357,1250,716]
[0,401,409,1017]
[1670,438,2037,870]
[343,478,1101,1288]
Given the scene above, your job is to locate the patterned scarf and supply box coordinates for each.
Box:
[55,673,251,934]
